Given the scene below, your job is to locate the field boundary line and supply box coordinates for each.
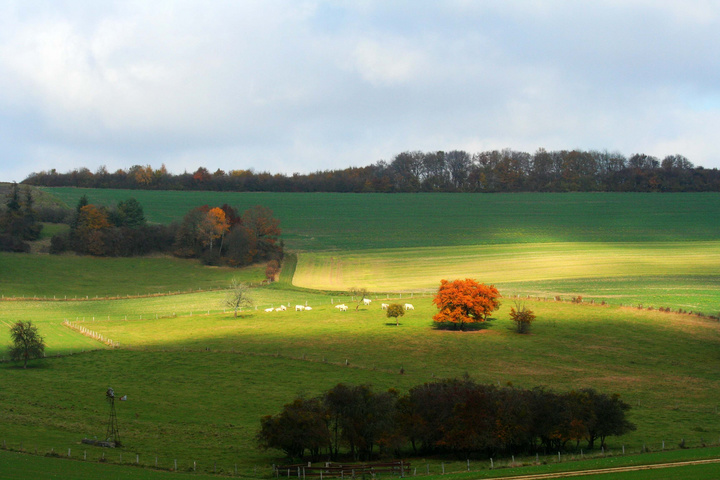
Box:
[62,320,118,348]
[480,457,720,480]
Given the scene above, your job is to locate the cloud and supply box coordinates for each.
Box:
[1,1,720,182]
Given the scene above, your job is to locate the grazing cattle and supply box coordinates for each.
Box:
[381,303,389,310]
[338,305,348,311]
[304,306,313,311]
[295,305,305,311]
[275,307,284,312]
[404,303,414,310]
[264,307,274,313]
[363,298,372,305]
[278,305,287,311]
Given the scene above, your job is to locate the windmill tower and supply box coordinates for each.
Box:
[105,387,122,446]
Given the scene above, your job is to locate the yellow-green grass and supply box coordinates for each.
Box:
[0,253,265,298]
[293,241,720,313]
[39,189,720,251]
[2,294,718,472]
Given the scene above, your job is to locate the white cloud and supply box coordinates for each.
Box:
[2,0,720,182]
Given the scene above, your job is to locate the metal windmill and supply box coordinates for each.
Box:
[105,387,126,446]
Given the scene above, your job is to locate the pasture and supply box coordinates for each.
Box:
[2,190,719,478]
[2,290,720,476]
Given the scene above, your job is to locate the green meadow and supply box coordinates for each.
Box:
[40,189,720,250]
[1,190,719,478]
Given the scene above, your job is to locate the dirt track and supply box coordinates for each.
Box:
[481,457,720,479]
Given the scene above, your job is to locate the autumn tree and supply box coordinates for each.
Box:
[509,301,536,334]
[75,204,112,255]
[9,321,46,368]
[386,303,405,326]
[432,279,500,330]
[243,205,281,259]
[224,278,253,317]
[204,207,230,252]
[265,259,281,282]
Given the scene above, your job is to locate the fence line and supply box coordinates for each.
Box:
[62,320,118,348]
[1,435,718,478]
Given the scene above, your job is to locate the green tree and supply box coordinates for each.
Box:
[386,303,405,326]
[9,321,46,368]
[115,198,146,228]
[224,278,253,317]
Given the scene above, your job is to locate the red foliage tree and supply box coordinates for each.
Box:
[432,279,500,330]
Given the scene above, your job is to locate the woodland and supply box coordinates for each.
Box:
[21,148,720,193]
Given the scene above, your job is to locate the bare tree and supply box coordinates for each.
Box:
[225,278,253,317]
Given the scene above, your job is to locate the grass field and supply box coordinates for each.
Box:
[0,253,264,298]
[2,292,719,476]
[40,189,720,250]
[293,242,720,311]
[1,190,718,478]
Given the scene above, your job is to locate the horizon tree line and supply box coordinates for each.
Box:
[21,148,720,193]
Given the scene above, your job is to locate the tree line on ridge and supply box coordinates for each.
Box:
[22,148,720,193]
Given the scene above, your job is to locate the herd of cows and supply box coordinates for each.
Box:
[263,298,415,313]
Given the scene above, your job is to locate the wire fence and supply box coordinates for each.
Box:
[2,436,719,478]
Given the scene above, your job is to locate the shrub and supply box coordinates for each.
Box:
[509,301,536,334]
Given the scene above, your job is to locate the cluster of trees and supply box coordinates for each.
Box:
[22,149,720,193]
[257,379,635,462]
[173,204,283,267]
[50,197,283,268]
[0,183,42,252]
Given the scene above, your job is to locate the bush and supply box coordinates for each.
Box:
[0,234,30,252]
[510,301,536,334]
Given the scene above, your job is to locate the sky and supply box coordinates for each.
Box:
[2,0,720,183]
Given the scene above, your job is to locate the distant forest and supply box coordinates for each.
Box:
[22,148,720,193]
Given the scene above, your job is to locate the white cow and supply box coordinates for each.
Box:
[295,305,305,311]
[304,306,313,311]
[381,303,389,310]
[404,303,414,310]
[278,305,287,311]
[275,307,284,312]
[264,307,274,313]
[363,298,372,305]
[338,304,348,311]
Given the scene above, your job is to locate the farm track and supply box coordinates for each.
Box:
[481,457,720,479]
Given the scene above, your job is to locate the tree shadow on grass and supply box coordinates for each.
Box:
[384,322,404,327]
[432,318,495,332]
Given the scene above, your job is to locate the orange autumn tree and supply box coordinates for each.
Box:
[204,207,230,252]
[432,279,501,330]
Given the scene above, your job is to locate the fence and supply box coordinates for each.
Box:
[2,436,719,478]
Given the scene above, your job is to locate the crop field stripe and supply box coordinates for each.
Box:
[293,241,720,292]
[39,189,720,251]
